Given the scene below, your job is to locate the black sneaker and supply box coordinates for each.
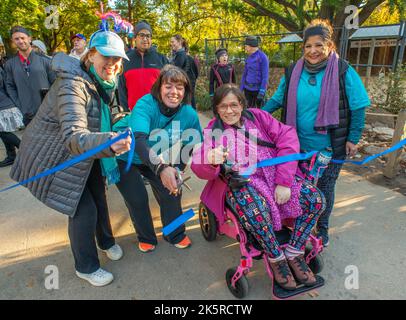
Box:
[0,157,15,168]
[317,227,330,247]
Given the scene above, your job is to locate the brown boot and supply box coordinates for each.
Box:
[269,257,297,291]
[287,255,317,286]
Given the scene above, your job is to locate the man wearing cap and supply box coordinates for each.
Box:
[240,35,269,108]
[4,26,56,126]
[69,33,88,60]
[118,20,168,111]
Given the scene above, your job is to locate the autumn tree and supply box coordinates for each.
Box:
[0,0,107,55]
[240,0,404,31]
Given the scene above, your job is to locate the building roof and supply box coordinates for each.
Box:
[349,24,401,40]
[277,34,303,43]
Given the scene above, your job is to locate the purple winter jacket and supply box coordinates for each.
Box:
[240,50,269,93]
[191,109,303,230]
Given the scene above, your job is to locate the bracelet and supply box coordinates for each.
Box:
[156,163,170,176]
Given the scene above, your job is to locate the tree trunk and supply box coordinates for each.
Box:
[127,0,133,25]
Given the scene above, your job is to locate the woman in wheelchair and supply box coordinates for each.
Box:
[191,84,326,291]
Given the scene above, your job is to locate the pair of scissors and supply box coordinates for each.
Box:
[176,168,192,191]
[170,168,192,196]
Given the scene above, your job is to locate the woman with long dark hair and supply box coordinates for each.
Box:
[264,19,370,246]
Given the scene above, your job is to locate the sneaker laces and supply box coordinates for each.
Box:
[294,256,310,273]
[276,260,291,279]
[92,269,107,279]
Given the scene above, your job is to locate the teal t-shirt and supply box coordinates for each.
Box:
[113,94,203,164]
[264,65,370,152]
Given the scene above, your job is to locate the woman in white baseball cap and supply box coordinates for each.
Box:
[10,29,132,287]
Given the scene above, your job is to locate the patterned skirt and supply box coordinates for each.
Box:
[0,107,24,132]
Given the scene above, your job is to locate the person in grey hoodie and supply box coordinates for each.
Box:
[4,26,56,126]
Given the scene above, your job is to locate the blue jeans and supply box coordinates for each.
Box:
[316,162,343,230]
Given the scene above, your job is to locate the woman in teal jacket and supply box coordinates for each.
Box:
[263,19,370,247]
[114,65,202,253]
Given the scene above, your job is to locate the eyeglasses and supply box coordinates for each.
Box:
[217,102,242,113]
[137,33,151,39]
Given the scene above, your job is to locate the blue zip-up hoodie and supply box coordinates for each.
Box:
[240,49,269,93]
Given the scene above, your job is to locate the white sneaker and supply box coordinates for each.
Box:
[76,268,114,287]
[103,244,123,261]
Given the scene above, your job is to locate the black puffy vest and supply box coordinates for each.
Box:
[281,58,350,160]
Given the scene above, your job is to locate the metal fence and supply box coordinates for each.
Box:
[203,21,406,75]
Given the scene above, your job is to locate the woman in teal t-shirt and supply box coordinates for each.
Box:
[263,19,370,247]
[114,65,202,253]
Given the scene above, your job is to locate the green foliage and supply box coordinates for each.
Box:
[375,65,406,115]
[364,1,401,25]
[385,65,406,114]
[195,77,212,112]
[1,0,403,59]
[0,0,105,55]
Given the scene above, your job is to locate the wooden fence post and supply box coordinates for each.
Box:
[383,109,406,178]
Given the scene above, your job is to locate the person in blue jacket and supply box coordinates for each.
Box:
[240,36,269,108]
[263,19,370,247]
[113,65,202,253]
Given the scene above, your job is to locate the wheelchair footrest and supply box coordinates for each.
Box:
[272,275,324,299]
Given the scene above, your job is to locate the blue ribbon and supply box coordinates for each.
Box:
[331,138,406,165]
[240,138,406,177]
[0,128,135,193]
[162,208,195,236]
[241,151,318,177]
[125,129,135,172]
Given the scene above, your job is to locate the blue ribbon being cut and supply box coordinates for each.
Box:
[241,138,406,177]
[162,208,195,236]
[0,128,135,193]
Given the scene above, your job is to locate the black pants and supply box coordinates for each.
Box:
[191,86,196,109]
[244,89,264,108]
[0,131,20,159]
[23,113,34,127]
[191,95,196,110]
[68,160,115,273]
[316,162,343,230]
[116,160,185,245]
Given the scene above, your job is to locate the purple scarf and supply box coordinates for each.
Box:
[286,52,340,134]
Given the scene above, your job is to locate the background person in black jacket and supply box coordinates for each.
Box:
[0,66,23,167]
[209,48,236,98]
[170,34,198,109]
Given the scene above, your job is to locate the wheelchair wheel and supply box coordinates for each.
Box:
[199,202,217,241]
[226,267,249,299]
[305,248,324,274]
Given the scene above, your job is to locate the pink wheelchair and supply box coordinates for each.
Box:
[198,199,325,299]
